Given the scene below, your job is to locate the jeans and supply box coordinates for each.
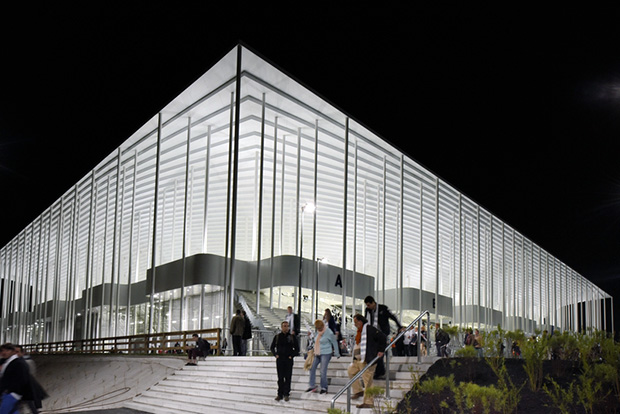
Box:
[309,353,332,390]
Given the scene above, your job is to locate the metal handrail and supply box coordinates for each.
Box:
[22,328,222,356]
[330,310,430,411]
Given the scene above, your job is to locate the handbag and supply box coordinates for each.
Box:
[304,349,315,371]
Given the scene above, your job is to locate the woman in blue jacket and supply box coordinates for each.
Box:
[306,319,340,394]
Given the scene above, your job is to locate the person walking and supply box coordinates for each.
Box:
[409,326,419,356]
[270,321,297,402]
[230,309,245,356]
[306,320,340,394]
[420,325,428,356]
[474,329,483,358]
[347,314,387,409]
[403,327,413,356]
[285,306,300,336]
[323,308,338,337]
[364,295,401,379]
[15,344,47,414]
[434,323,450,357]
[0,343,34,414]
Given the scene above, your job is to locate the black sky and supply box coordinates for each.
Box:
[2,5,620,331]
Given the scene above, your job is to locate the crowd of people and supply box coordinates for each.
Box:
[266,295,460,409]
[221,297,468,408]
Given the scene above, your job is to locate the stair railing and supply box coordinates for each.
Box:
[236,292,273,353]
[330,310,430,412]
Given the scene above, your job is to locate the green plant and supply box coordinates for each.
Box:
[575,362,607,414]
[364,385,386,414]
[327,408,349,414]
[442,324,459,338]
[381,398,397,414]
[548,330,580,361]
[542,377,575,414]
[418,375,455,414]
[459,382,505,414]
[520,333,548,392]
[482,325,507,358]
[484,355,522,414]
[418,374,455,395]
[599,333,620,404]
[455,345,477,358]
[454,346,478,381]
[505,329,525,354]
[452,381,466,414]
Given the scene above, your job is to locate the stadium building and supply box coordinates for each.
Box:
[0,45,612,346]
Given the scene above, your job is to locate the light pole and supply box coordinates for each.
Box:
[313,257,327,322]
[298,202,315,331]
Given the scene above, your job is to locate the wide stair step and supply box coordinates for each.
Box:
[125,355,437,413]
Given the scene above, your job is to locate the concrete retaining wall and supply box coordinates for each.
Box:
[32,354,185,412]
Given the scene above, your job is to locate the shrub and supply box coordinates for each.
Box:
[542,378,575,414]
[484,354,522,414]
[418,375,455,414]
[520,334,547,392]
[459,382,505,414]
[455,345,477,358]
[482,325,507,358]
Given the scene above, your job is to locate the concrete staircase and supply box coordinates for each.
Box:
[238,290,313,333]
[124,355,437,413]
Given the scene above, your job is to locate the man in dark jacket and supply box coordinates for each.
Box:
[435,323,450,357]
[364,295,401,378]
[270,321,297,402]
[0,343,33,414]
[187,334,210,365]
[230,309,245,356]
[347,314,387,409]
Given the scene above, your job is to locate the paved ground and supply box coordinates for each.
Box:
[54,410,150,414]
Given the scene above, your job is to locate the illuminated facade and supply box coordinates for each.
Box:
[0,45,612,345]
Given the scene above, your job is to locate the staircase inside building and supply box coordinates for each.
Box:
[238,290,313,333]
[124,355,437,414]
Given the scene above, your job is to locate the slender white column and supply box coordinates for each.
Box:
[434,178,439,324]
[148,113,163,335]
[126,151,138,335]
[180,117,192,331]
[341,118,349,333]
[269,117,279,309]
[255,94,266,315]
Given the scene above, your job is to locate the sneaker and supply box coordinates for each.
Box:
[320,388,327,394]
[306,386,318,393]
[274,396,282,401]
[284,395,290,402]
[356,403,373,409]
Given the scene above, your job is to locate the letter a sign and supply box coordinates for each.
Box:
[335,274,342,288]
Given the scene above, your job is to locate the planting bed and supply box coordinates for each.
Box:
[396,357,619,413]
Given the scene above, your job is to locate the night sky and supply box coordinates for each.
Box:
[2,5,620,332]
